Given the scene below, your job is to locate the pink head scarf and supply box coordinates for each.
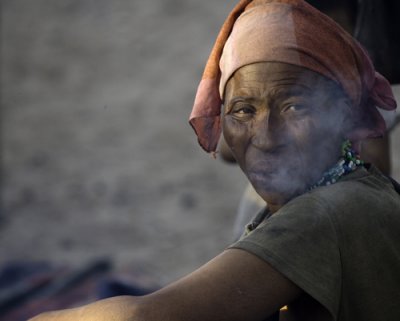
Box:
[189,0,397,153]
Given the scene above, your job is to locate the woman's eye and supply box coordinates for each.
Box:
[231,105,255,117]
[282,104,307,113]
[236,107,253,114]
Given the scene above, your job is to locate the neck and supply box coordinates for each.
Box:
[268,202,284,214]
[259,192,293,214]
[309,140,363,190]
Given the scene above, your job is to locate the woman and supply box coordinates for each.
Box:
[30,0,400,320]
[224,0,400,239]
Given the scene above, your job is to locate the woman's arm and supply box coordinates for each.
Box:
[29,249,302,321]
[28,296,141,321]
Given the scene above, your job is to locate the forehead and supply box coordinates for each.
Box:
[224,62,336,101]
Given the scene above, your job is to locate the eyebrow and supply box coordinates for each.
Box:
[224,96,258,113]
[229,96,258,105]
[268,85,313,98]
[226,85,313,105]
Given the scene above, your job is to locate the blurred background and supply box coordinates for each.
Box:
[0,0,399,319]
[1,0,248,318]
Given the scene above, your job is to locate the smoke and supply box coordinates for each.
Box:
[222,62,357,207]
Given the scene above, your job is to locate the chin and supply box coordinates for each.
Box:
[248,171,308,203]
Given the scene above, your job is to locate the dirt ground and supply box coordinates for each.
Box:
[1,0,399,288]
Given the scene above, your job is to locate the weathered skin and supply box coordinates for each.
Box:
[223,62,352,212]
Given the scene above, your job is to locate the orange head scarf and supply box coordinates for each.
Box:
[189,0,397,154]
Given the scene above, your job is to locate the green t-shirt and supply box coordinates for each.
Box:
[229,166,400,321]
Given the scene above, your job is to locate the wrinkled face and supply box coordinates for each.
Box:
[222,62,351,206]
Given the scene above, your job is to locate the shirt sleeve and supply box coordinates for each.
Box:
[228,192,341,318]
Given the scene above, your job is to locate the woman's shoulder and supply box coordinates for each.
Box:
[271,164,400,230]
[304,165,398,208]
[291,165,400,232]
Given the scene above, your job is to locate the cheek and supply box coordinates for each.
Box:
[222,117,250,161]
[287,117,342,170]
[284,118,316,147]
[287,115,338,146]
[284,119,325,168]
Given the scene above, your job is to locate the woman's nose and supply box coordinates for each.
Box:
[251,112,284,151]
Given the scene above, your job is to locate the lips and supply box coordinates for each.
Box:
[246,164,279,188]
[246,156,295,185]
[243,146,298,189]
[246,158,281,175]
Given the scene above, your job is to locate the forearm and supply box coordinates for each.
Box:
[29,296,142,321]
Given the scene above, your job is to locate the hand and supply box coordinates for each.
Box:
[28,296,138,321]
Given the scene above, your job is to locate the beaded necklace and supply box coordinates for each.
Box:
[309,140,364,190]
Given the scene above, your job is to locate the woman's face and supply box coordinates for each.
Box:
[222,62,351,207]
